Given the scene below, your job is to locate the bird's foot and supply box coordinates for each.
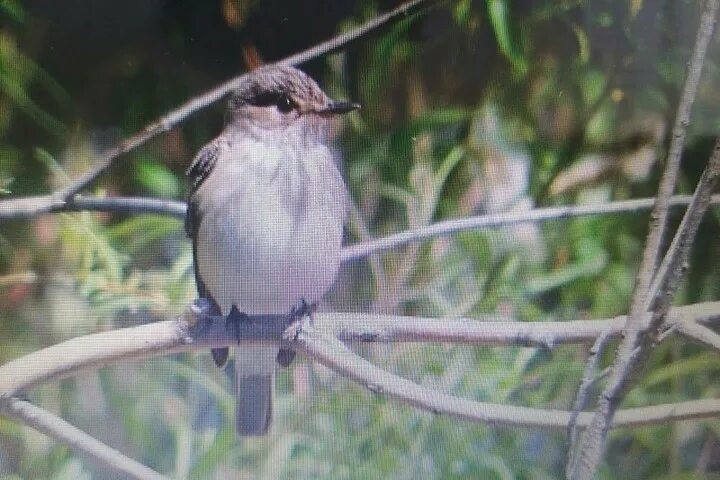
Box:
[277,299,316,367]
[289,298,317,323]
[212,305,249,367]
[184,298,213,328]
[227,305,252,344]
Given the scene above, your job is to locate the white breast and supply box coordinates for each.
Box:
[195,137,348,316]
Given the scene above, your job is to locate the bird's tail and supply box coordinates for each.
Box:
[236,372,273,435]
[235,345,277,436]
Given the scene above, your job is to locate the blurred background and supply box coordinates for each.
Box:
[1,0,720,478]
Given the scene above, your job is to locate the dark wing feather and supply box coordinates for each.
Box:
[186,138,227,366]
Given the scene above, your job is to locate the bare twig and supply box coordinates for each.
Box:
[276,0,431,68]
[339,195,720,261]
[575,137,720,478]
[571,1,720,474]
[647,139,720,310]
[567,331,613,477]
[2,192,719,272]
[0,397,168,480]
[0,195,187,220]
[44,0,432,202]
[675,321,720,352]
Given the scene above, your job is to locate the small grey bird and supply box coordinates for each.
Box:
[185,65,358,435]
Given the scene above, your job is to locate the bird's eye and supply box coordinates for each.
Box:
[249,92,297,113]
[276,94,296,113]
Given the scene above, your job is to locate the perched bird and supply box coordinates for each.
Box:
[185,65,359,435]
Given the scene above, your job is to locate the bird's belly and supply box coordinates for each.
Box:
[197,197,344,316]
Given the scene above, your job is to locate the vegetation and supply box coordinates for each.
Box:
[1,0,719,478]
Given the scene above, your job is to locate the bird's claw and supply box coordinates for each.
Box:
[283,299,315,342]
[289,298,316,323]
[227,305,251,344]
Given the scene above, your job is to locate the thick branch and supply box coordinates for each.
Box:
[567,332,612,476]
[295,322,720,429]
[647,139,720,310]
[2,309,720,478]
[572,0,720,473]
[0,397,168,480]
[1,302,718,406]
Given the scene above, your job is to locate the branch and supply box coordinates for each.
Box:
[0,303,719,476]
[2,307,720,478]
[647,139,720,310]
[295,322,720,429]
[340,195,720,261]
[567,332,612,476]
[0,397,168,480]
[0,195,187,220]
[37,0,431,203]
[675,321,720,352]
[4,191,719,267]
[575,137,720,478]
[571,0,720,474]
[0,301,717,403]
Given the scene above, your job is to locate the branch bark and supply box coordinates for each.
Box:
[1,302,719,478]
[3,192,719,266]
[0,397,168,480]
[1,302,718,413]
[574,139,720,479]
[295,322,720,429]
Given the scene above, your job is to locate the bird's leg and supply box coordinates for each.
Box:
[276,298,316,367]
[213,306,252,367]
[226,304,252,344]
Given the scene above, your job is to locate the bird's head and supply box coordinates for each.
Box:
[228,65,359,137]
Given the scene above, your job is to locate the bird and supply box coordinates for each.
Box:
[185,65,359,435]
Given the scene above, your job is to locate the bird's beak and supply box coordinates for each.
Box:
[322,101,361,114]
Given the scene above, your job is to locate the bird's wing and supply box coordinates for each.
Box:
[186,137,227,366]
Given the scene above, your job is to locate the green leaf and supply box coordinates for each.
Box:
[134,157,181,198]
[0,71,66,137]
[454,0,473,25]
[486,0,528,76]
[0,0,25,22]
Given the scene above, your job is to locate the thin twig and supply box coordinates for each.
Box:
[339,195,720,261]
[46,0,432,202]
[675,321,720,352]
[0,194,187,220]
[647,139,720,310]
[571,1,720,473]
[567,331,613,477]
[2,192,719,267]
[0,397,168,480]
